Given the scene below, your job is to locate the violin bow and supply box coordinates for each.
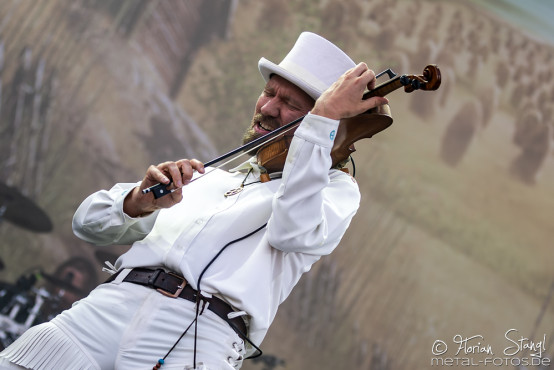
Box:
[142,116,305,198]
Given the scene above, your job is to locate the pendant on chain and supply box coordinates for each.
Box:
[224,185,244,198]
[224,169,252,198]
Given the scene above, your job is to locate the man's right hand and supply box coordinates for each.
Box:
[123,159,205,217]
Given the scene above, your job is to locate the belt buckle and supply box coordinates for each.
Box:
[157,272,187,298]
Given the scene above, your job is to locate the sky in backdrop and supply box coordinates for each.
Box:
[471,0,554,45]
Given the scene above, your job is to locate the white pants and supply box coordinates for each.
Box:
[0,281,245,370]
[0,357,26,369]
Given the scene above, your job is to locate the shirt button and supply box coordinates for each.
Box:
[195,219,204,225]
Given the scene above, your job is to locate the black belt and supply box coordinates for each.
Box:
[105,268,247,338]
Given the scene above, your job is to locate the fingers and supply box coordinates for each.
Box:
[188,159,205,174]
[165,162,185,187]
[355,63,378,89]
[155,159,205,189]
[351,63,388,111]
[129,159,204,215]
[169,187,183,203]
[363,96,389,112]
[365,70,377,90]
[348,62,370,76]
[175,159,203,187]
[147,165,171,185]
[344,63,378,97]
[348,62,375,81]
[347,64,388,111]
[313,62,388,120]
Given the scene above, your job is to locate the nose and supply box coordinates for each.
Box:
[260,97,281,118]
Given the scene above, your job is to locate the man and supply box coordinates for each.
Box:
[42,257,99,317]
[0,32,388,369]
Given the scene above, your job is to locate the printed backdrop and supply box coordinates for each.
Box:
[0,0,553,369]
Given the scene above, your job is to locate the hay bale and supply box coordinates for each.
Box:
[440,100,483,166]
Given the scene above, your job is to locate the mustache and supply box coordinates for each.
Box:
[253,113,280,130]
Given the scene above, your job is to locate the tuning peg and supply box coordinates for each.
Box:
[400,75,411,86]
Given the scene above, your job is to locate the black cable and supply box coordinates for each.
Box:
[350,155,356,177]
[162,319,197,361]
[197,223,267,291]
[157,223,267,368]
[194,223,268,366]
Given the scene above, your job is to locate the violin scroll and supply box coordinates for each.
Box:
[401,64,441,93]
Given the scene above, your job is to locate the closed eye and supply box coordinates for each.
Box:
[263,89,275,98]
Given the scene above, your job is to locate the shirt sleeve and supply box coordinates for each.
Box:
[72,182,160,246]
[266,112,361,255]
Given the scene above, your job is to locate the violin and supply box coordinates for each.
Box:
[143,65,441,198]
[257,64,441,173]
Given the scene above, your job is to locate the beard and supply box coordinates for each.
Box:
[242,113,281,146]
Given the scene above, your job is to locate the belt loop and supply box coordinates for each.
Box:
[148,268,163,287]
[113,268,132,284]
[104,268,132,285]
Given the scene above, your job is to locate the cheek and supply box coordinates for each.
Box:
[282,109,304,123]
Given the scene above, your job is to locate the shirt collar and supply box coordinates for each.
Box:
[230,157,283,180]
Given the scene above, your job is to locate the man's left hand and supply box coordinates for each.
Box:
[311,62,389,120]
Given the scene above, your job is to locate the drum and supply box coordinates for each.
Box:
[0,276,59,350]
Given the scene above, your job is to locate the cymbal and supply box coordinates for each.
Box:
[0,183,53,232]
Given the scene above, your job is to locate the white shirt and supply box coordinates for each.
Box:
[72,113,360,349]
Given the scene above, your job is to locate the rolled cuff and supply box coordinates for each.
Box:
[294,112,339,148]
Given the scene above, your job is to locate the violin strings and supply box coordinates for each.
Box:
[187,122,302,184]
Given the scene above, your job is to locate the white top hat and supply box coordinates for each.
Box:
[258,32,356,100]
